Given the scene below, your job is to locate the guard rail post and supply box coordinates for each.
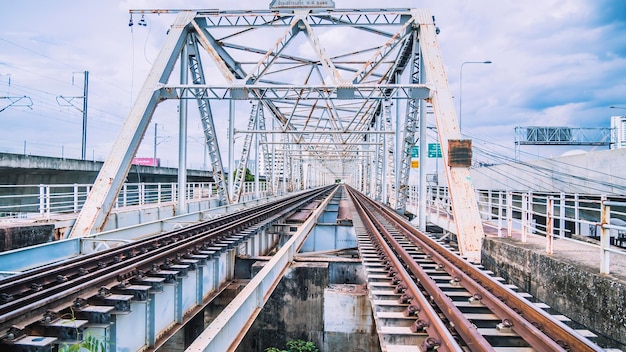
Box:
[73,184,79,213]
[600,196,610,274]
[497,190,503,237]
[506,191,513,238]
[546,196,554,254]
[38,184,45,216]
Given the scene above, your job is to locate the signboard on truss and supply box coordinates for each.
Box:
[270,0,336,9]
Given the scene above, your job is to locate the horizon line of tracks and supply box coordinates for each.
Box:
[346,185,603,352]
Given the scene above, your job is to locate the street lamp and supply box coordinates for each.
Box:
[459,60,492,133]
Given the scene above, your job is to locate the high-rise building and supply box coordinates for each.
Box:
[611,116,626,149]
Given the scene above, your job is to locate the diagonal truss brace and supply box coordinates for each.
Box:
[299,16,345,84]
[374,109,384,201]
[68,11,197,238]
[414,9,485,260]
[243,16,304,84]
[396,31,421,213]
[257,105,273,195]
[186,33,230,204]
[351,17,415,84]
[233,104,261,203]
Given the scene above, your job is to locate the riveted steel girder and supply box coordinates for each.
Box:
[186,34,230,205]
[232,104,261,202]
[72,6,485,263]
[413,9,485,259]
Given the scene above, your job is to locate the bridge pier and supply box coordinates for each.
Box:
[236,260,379,352]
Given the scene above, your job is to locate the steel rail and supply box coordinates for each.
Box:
[0,186,334,330]
[349,187,494,351]
[350,187,464,351]
[0,188,311,300]
[351,186,602,352]
[1,185,330,293]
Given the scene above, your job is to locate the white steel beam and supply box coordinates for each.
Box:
[414,9,485,260]
[186,35,230,204]
[243,16,303,84]
[159,84,430,101]
[68,11,197,238]
[232,104,260,203]
[299,16,345,84]
[396,32,420,213]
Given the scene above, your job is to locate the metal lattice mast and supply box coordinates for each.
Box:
[374,111,384,201]
[284,134,292,192]
[233,104,260,203]
[257,105,273,195]
[396,32,421,213]
[384,99,395,205]
[298,146,304,190]
[187,34,230,204]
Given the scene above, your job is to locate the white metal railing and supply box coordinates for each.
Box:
[0,181,269,219]
[407,185,626,275]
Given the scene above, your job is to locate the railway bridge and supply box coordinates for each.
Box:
[0,2,625,352]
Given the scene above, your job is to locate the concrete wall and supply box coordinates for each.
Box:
[323,284,377,352]
[0,224,55,251]
[468,148,626,193]
[238,261,379,352]
[481,237,626,348]
[0,152,214,185]
[0,152,215,214]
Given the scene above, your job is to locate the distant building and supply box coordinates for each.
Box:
[611,116,626,149]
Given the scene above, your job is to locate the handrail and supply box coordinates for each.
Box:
[407,185,626,275]
[0,181,268,219]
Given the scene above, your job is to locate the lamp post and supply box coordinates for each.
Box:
[459,61,491,133]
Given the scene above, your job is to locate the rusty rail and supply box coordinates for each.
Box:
[0,186,335,333]
[347,185,603,351]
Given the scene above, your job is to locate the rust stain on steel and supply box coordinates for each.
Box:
[389,203,603,352]
[191,20,236,84]
[337,199,353,225]
[348,188,467,352]
[285,209,312,223]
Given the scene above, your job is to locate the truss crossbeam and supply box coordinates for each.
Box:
[160,84,430,101]
[189,9,413,28]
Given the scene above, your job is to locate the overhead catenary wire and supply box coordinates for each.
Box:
[463,127,626,194]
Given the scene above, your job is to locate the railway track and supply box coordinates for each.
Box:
[346,186,604,352]
[0,186,334,349]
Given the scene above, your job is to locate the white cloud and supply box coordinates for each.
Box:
[0,0,624,165]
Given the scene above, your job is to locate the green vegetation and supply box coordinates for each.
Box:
[234,167,255,182]
[265,339,320,352]
[59,334,105,352]
[56,307,107,352]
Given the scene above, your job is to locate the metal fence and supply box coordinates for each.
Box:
[0,182,268,219]
[408,185,626,275]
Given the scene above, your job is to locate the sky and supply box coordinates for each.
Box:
[1,0,626,170]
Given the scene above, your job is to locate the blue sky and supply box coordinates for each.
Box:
[1,0,626,168]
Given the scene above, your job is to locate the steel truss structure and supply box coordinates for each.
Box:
[68,6,485,259]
